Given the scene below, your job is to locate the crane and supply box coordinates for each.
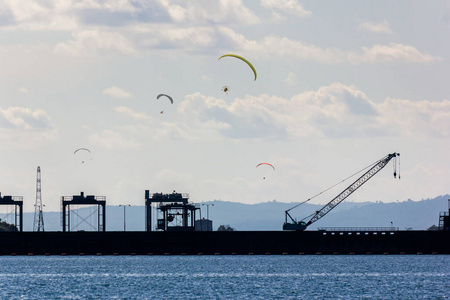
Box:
[283,152,400,231]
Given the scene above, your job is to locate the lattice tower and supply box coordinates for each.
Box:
[33,166,45,231]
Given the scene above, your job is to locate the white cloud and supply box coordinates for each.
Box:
[360,20,392,34]
[114,106,149,120]
[49,25,441,64]
[160,0,260,25]
[54,30,136,56]
[158,0,186,22]
[53,25,218,55]
[261,0,312,18]
[0,0,78,30]
[377,98,450,138]
[284,72,298,86]
[2,1,437,65]
[74,0,144,12]
[0,106,56,147]
[218,29,441,64]
[358,43,439,63]
[137,25,217,49]
[103,86,133,99]
[0,0,257,31]
[0,0,144,30]
[0,106,54,130]
[172,84,450,140]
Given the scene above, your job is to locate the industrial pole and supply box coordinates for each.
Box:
[33,166,45,232]
[119,204,130,231]
[202,203,214,220]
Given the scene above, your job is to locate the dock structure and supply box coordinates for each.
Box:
[61,192,106,232]
[145,190,199,232]
[0,192,23,232]
[0,230,448,255]
[0,191,448,255]
[439,199,450,230]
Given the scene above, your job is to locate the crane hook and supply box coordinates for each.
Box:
[393,154,400,179]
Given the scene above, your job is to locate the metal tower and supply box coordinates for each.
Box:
[33,166,45,231]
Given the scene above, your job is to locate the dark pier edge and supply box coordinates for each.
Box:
[0,230,449,255]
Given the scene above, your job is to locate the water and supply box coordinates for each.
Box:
[0,255,448,299]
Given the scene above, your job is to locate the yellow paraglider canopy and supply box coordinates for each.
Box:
[218,54,257,81]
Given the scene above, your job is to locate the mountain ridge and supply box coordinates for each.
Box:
[16,195,449,231]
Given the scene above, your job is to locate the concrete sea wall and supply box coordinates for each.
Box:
[0,230,448,255]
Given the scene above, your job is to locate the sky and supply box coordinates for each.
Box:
[0,0,449,214]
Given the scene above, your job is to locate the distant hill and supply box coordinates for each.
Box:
[19,195,449,232]
[208,195,449,231]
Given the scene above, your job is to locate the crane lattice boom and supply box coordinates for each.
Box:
[306,153,398,226]
[283,152,400,231]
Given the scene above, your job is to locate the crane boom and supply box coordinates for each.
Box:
[283,152,400,231]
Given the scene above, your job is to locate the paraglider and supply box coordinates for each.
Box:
[157,94,173,115]
[74,148,91,164]
[218,54,257,81]
[156,94,173,104]
[74,148,90,155]
[256,163,275,170]
[256,163,275,179]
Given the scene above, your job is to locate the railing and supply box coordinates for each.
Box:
[318,227,399,232]
[148,193,190,199]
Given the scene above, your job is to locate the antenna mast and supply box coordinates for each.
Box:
[33,166,45,231]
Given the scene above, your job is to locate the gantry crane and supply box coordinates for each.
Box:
[283,152,400,231]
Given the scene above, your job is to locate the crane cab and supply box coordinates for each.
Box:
[283,221,307,231]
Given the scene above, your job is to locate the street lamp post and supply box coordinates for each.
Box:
[202,203,214,220]
[119,204,131,231]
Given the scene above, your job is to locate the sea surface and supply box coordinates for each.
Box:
[0,255,448,299]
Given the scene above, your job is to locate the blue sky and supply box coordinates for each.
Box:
[0,0,449,212]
